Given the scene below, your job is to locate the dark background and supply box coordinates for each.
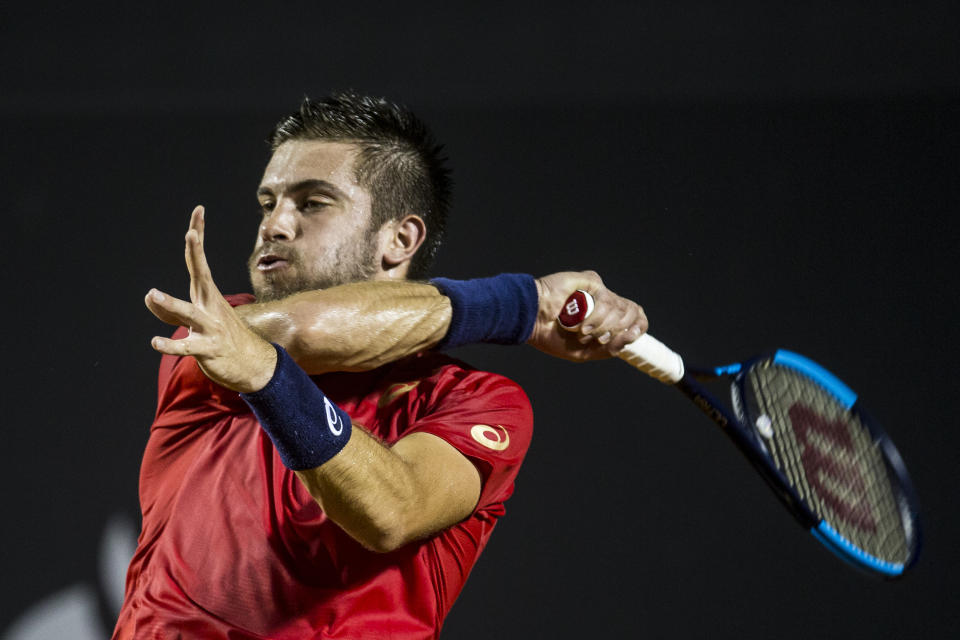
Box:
[2,2,958,638]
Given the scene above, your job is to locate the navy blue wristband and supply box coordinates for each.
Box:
[240,344,352,471]
[431,273,538,350]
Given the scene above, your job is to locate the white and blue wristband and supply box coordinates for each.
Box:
[241,343,352,471]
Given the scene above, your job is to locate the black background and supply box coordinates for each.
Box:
[2,3,958,638]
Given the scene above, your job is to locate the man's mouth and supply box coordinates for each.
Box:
[256,254,290,272]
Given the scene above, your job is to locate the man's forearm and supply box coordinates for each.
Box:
[236,281,452,374]
[293,428,480,553]
[235,271,648,375]
[241,343,481,554]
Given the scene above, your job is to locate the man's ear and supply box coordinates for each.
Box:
[381,214,427,270]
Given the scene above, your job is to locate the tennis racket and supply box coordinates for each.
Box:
[559,290,921,578]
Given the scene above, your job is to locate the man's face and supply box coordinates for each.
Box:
[249,140,380,301]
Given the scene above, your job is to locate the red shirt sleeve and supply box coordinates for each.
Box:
[406,370,534,511]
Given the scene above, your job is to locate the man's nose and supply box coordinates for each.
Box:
[259,201,299,242]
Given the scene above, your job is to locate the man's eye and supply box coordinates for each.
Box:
[303,200,330,211]
[259,201,275,215]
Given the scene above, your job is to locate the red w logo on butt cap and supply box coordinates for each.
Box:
[558,291,591,328]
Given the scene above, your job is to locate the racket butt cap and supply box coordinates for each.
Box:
[558,290,594,329]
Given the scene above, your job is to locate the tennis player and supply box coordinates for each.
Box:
[113,92,645,639]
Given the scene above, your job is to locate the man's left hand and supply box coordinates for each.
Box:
[144,206,277,393]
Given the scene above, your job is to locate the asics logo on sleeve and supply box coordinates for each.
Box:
[470,424,510,451]
[323,397,344,436]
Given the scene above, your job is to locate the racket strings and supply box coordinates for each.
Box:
[743,362,909,564]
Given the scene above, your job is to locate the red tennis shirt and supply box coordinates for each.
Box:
[113,295,533,639]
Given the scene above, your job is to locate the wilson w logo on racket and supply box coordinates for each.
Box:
[560,290,921,578]
[789,404,877,531]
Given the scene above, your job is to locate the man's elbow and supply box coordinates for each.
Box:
[353,518,419,554]
[362,532,409,554]
[347,497,429,553]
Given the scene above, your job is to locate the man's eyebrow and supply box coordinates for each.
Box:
[256,179,351,201]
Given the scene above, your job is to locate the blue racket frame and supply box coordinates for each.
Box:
[676,349,922,579]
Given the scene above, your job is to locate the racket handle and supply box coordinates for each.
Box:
[559,290,685,384]
[619,333,685,384]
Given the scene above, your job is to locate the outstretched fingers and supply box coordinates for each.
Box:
[191,203,205,246]
[145,288,213,357]
[144,289,208,331]
[150,334,199,356]
[184,206,220,304]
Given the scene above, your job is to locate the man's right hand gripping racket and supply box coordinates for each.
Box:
[559,290,921,578]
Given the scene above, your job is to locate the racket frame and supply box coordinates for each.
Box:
[557,289,921,577]
[681,350,922,578]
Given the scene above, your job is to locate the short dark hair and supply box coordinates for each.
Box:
[268,92,452,278]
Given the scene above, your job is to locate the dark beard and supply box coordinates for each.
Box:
[247,237,379,302]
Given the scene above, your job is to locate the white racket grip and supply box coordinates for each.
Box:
[618,333,685,384]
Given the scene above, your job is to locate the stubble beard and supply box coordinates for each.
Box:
[248,234,380,302]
